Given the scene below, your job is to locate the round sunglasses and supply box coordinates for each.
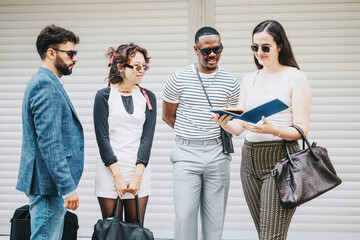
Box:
[196,45,223,56]
[251,45,270,53]
[125,64,150,71]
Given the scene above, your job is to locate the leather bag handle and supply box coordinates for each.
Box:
[284,125,320,163]
[112,195,144,226]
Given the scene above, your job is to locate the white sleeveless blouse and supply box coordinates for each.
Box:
[245,67,295,142]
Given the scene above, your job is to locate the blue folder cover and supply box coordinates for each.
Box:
[210,99,288,124]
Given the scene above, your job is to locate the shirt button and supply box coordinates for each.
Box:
[80,146,84,151]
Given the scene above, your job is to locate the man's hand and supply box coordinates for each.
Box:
[162,100,178,128]
[64,191,79,210]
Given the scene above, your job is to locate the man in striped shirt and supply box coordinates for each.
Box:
[162,27,240,240]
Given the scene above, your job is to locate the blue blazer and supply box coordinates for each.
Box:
[16,67,84,196]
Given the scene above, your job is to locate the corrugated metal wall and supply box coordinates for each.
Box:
[214,0,360,238]
[0,0,359,239]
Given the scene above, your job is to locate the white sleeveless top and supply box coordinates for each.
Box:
[245,67,295,142]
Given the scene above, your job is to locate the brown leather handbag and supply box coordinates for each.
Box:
[272,125,342,209]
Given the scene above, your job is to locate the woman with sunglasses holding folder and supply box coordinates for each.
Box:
[213,20,311,239]
[93,43,156,223]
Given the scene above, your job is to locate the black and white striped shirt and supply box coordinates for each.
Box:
[163,64,240,140]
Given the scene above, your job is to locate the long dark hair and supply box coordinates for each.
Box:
[252,20,299,70]
[107,43,150,85]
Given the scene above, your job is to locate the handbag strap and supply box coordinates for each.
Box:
[135,196,144,227]
[137,84,153,110]
[194,64,213,108]
[112,197,121,220]
[284,125,319,163]
[292,125,307,150]
[195,64,230,136]
[112,195,144,227]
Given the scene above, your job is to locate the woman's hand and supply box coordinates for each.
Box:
[244,116,276,135]
[114,174,129,199]
[128,174,142,196]
[108,162,128,199]
[127,164,145,196]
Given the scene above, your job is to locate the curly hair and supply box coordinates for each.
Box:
[36,24,79,60]
[107,43,150,85]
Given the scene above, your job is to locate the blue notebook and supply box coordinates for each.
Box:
[210,99,288,124]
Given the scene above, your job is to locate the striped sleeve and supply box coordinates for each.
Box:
[228,77,241,107]
[163,72,180,103]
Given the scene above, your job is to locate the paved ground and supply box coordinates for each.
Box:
[0,236,174,240]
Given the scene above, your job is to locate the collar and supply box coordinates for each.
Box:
[38,67,63,85]
[192,63,220,78]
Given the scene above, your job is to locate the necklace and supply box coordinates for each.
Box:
[201,68,219,88]
[118,88,132,94]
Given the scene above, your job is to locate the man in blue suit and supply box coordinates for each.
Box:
[16,25,84,240]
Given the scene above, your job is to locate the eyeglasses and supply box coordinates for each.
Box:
[125,64,150,71]
[52,48,78,59]
[196,45,223,56]
[251,45,270,53]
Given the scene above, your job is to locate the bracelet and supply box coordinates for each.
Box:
[274,130,281,137]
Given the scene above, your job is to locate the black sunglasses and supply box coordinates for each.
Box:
[125,64,150,72]
[52,48,78,59]
[251,45,270,53]
[196,45,223,56]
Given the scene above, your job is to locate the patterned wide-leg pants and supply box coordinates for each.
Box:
[241,140,300,240]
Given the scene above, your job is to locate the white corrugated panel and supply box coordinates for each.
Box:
[1,0,360,239]
[0,0,191,238]
[214,0,360,238]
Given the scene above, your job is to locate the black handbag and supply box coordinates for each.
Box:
[220,127,234,154]
[272,125,342,209]
[195,64,234,155]
[10,204,78,240]
[92,196,154,240]
[10,205,30,240]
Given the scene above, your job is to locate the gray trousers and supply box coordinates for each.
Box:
[171,136,231,240]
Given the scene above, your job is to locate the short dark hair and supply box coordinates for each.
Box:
[36,24,79,60]
[107,43,150,85]
[252,20,299,70]
[195,26,220,43]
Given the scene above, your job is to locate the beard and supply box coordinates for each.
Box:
[55,55,74,76]
[200,57,218,71]
[205,65,217,71]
